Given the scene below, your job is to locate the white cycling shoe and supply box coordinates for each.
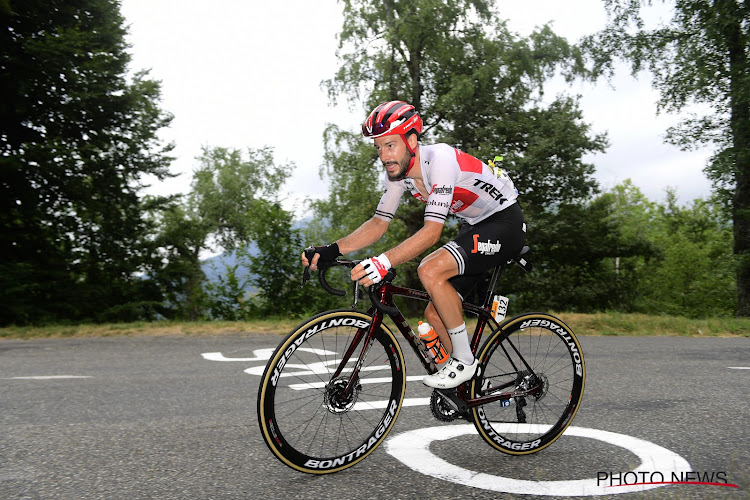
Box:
[422,357,478,389]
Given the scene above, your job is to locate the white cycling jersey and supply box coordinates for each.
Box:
[374,143,519,226]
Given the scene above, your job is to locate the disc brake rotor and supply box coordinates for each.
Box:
[324,377,360,414]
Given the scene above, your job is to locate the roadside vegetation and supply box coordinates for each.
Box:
[3,1,748,329]
[2,312,748,340]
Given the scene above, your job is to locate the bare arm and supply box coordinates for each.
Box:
[336,217,390,255]
[303,217,390,270]
[351,220,444,285]
[381,220,443,267]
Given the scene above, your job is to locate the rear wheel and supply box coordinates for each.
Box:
[257,310,405,474]
[470,313,585,454]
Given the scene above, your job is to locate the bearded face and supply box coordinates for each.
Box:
[374,135,414,181]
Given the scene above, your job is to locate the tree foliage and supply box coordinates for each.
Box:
[512,181,735,317]
[628,187,735,316]
[151,146,298,320]
[311,0,608,310]
[325,0,606,214]
[583,0,750,315]
[0,0,174,324]
[2,0,737,324]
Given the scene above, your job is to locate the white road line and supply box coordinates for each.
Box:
[728,367,750,370]
[202,348,339,362]
[244,360,390,377]
[289,375,424,390]
[6,376,92,380]
[353,397,431,411]
[202,349,278,362]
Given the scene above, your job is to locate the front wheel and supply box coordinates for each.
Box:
[470,313,585,454]
[257,310,406,474]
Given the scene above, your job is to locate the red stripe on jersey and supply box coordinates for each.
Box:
[411,191,427,203]
[451,187,479,213]
[454,149,484,173]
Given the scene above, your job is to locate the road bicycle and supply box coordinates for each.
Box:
[257,246,585,474]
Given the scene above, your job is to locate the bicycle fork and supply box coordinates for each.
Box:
[327,313,384,400]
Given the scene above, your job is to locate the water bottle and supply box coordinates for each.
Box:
[418,321,449,364]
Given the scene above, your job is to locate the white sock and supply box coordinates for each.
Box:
[447,323,474,365]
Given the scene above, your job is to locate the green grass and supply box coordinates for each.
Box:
[0,318,304,340]
[1,312,748,340]
[554,312,750,337]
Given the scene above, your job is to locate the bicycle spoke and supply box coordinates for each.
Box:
[258,311,405,473]
[471,313,585,455]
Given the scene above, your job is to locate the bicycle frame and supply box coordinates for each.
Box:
[327,260,540,410]
[260,248,583,473]
[369,281,497,373]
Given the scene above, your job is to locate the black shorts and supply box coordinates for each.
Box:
[443,202,526,298]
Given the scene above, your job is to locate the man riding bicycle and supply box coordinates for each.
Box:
[302,100,526,389]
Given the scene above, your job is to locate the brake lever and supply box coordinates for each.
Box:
[301,266,311,288]
[351,279,360,308]
[301,246,316,288]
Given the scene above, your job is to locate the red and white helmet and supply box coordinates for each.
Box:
[362,101,423,139]
[362,101,423,175]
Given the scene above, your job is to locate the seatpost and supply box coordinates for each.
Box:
[482,264,505,309]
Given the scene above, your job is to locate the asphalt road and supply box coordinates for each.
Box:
[1,333,747,500]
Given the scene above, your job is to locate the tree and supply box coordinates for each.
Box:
[515,180,734,317]
[150,201,208,321]
[244,201,307,317]
[151,146,298,320]
[516,190,655,313]
[563,181,736,317]
[634,189,735,316]
[583,0,750,315]
[0,0,175,324]
[314,0,607,309]
[326,1,605,214]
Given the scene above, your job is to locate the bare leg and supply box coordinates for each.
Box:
[420,250,479,389]
[424,301,452,353]
[418,249,463,327]
[418,249,473,364]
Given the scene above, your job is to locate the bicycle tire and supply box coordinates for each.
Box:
[470,313,585,454]
[257,310,406,474]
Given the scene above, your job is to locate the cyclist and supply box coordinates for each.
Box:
[302,100,526,389]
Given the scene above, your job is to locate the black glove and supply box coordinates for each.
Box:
[307,242,341,263]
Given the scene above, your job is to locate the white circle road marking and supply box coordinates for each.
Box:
[385,424,691,497]
[202,349,278,362]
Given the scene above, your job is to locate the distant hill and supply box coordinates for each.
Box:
[201,244,257,285]
[200,216,317,287]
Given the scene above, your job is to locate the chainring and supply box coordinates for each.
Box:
[430,390,460,422]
